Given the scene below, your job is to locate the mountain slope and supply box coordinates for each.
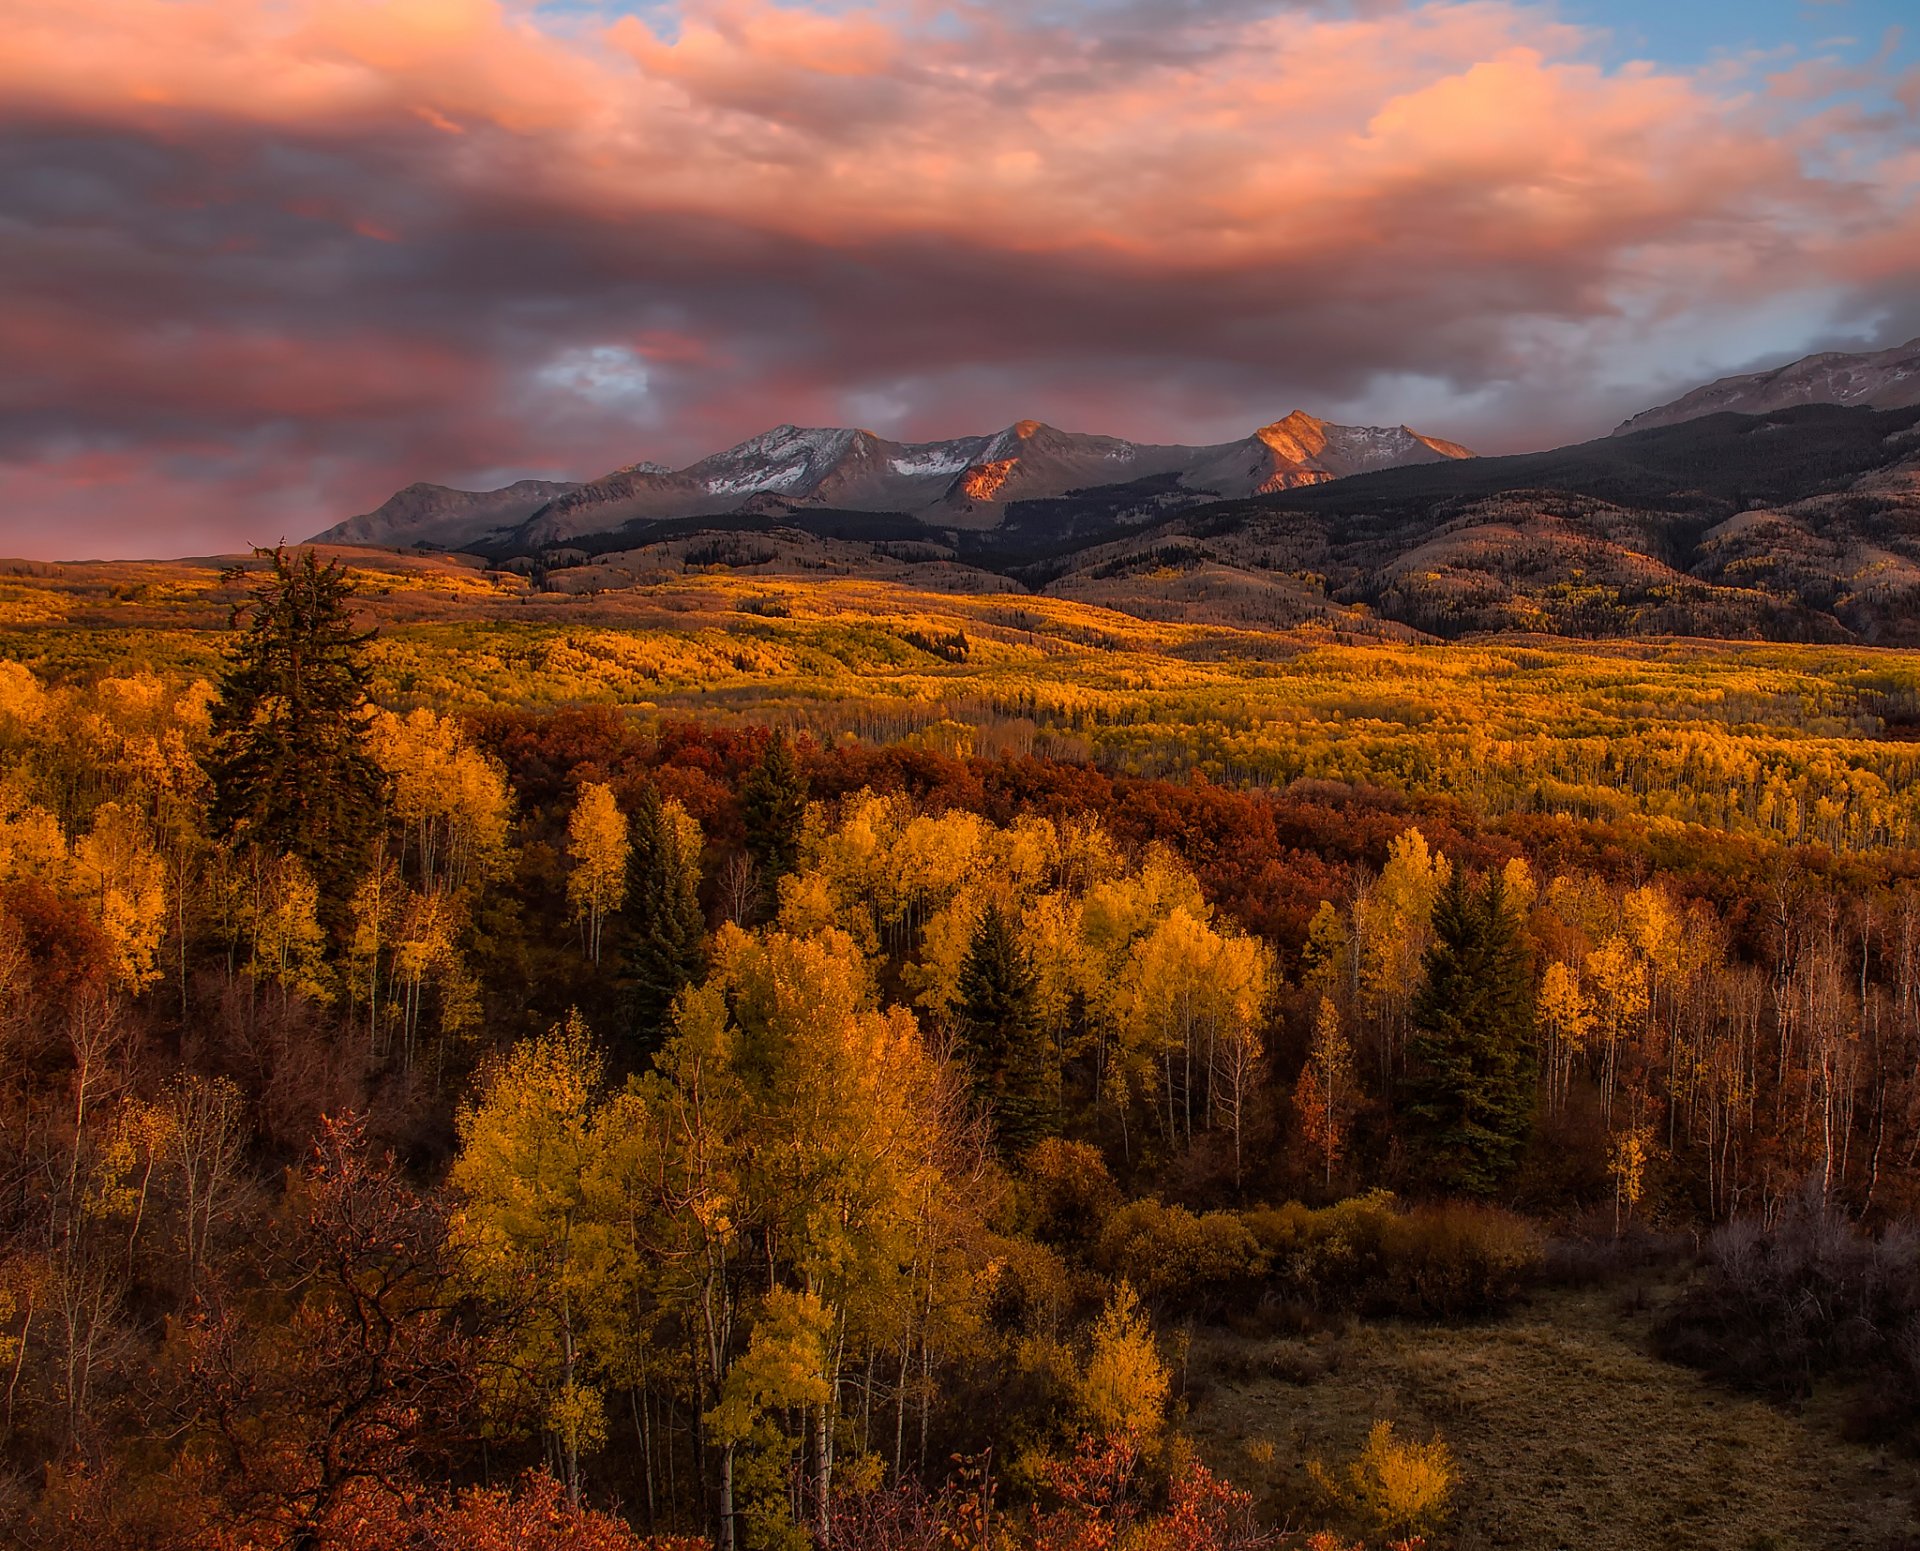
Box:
[312,479,582,550]
[1615,338,1920,435]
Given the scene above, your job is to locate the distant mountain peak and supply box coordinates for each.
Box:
[1616,337,1920,436]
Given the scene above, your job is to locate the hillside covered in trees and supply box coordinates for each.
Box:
[2,548,1920,1547]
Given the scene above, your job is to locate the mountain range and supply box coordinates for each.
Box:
[312,413,1473,553]
[308,337,1920,647]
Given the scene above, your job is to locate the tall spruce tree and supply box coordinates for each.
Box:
[739,730,806,894]
[956,899,1055,1156]
[208,546,383,906]
[622,785,707,1066]
[1404,869,1536,1196]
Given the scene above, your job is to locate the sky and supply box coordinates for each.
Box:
[3,0,1918,559]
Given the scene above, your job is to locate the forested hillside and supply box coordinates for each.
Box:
[2,548,1919,1548]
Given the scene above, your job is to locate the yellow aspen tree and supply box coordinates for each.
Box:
[1115,905,1270,1156]
[450,1013,626,1508]
[1024,891,1094,1053]
[1324,1421,1455,1540]
[1500,856,1537,917]
[390,887,474,1069]
[369,707,513,892]
[0,790,67,883]
[1300,899,1352,1000]
[1537,960,1595,1116]
[1610,1125,1651,1236]
[1586,935,1649,1131]
[68,801,168,992]
[1208,932,1273,1189]
[243,852,330,1003]
[1074,1281,1169,1442]
[1117,906,1215,1149]
[597,981,748,1549]
[708,923,950,1544]
[346,850,402,1058]
[567,782,629,964]
[1357,828,1452,1082]
[903,891,986,1025]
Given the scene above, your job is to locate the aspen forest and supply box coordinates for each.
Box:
[5,546,1920,1550]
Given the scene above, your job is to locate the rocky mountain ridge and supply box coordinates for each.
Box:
[311,412,1474,552]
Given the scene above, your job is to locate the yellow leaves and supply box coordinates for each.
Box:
[1024,891,1093,1038]
[240,852,330,1003]
[1586,935,1649,1037]
[368,706,514,890]
[1622,884,1683,977]
[906,893,985,1022]
[1302,899,1351,996]
[1380,829,1451,920]
[662,794,703,873]
[1500,856,1537,916]
[1115,904,1273,1065]
[0,661,49,728]
[708,924,948,1313]
[566,782,628,962]
[70,802,168,991]
[706,1288,835,1445]
[452,1012,606,1265]
[1357,827,1451,1015]
[1082,845,1207,961]
[0,782,67,883]
[1333,1421,1455,1539]
[546,1380,608,1462]
[1075,1282,1170,1442]
[1610,1126,1653,1223]
[450,1012,640,1458]
[1537,961,1595,1053]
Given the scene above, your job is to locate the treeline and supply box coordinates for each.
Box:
[2,550,1919,1546]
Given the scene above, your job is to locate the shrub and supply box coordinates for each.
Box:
[1308,1421,1454,1541]
[1370,1201,1542,1318]
[1093,1200,1267,1311]
[1021,1138,1123,1247]
[1654,1195,1920,1446]
[1244,1194,1540,1319]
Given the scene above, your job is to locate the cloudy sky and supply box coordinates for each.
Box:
[4,0,1918,558]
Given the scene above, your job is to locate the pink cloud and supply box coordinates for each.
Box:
[0,0,1915,556]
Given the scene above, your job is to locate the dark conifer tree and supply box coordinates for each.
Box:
[740,730,806,893]
[1404,869,1536,1196]
[956,898,1055,1156]
[622,784,707,1066]
[208,546,383,906]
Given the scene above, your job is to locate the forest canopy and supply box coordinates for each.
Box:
[2,548,1919,1547]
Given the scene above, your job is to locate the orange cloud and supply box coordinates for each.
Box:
[0,0,1915,555]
